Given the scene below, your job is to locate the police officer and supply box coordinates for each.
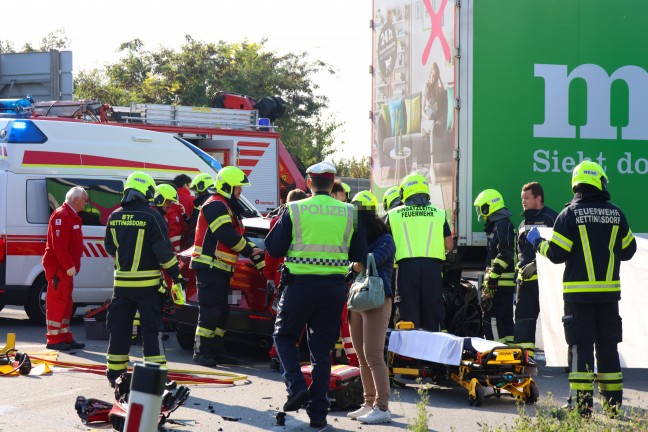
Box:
[473,189,515,343]
[514,182,558,362]
[528,161,636,416]
[190,166,263,367]
[387,173,453,331]
[266,161,366,428]
[104,171,184,387]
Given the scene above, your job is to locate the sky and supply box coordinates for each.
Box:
[1,0,372,160]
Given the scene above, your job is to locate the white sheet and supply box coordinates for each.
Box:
[388,331,465,365]
[537,231,648,367]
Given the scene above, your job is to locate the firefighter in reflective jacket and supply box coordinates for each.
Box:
[387,173,453,331]
[265,161,366,427]
[103,171,183,387]
[190,166,263,367]
[187,173,215,224]
[514,182,558,361]
[474,189,515,343]
[528,161,636,416]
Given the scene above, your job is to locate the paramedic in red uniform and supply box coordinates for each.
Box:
[173,174,194,218]
[42,186,89,350]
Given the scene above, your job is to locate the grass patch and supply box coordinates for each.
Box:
[407,380,431,432]
[481,393,648,432]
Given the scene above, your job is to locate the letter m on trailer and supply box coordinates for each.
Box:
[534,63,648,140]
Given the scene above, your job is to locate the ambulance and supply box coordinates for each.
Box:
[0,118,260,323]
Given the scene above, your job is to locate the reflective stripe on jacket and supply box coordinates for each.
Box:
[537,194,636,302]
[191,194,252,273]
[104,201,179,292]
[387,204,446,261]
[285,194,354,275]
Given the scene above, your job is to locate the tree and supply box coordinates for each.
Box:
[333,155,371,178]
[74,36,341,166]
[0,40,15,54]
[21,29,70,52]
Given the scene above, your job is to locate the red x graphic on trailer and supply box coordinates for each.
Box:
[422,0,451,65]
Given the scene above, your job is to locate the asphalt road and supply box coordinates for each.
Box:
[1,305,647,432]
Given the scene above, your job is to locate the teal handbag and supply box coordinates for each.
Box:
[347,253,385,312]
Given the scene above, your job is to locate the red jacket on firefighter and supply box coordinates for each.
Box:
[42,193,86,347]
[189,166,262,366]
[177,187,194,222]
[165,202,186,253]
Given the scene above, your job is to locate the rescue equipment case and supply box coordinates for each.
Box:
[300,364,363,410]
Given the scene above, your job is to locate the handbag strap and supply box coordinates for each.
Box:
[366,253,379,277]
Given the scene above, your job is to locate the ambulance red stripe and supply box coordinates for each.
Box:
[22,151,202,172]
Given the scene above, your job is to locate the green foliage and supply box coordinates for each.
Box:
[1,29,69,54]
[334,155,371,178]
[407,384,431,432]
[480,393,648,432]
[73,35,341,167]
[0,40,15,54]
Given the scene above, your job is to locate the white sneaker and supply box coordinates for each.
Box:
[358,407,391,424]
[347,405,372,419]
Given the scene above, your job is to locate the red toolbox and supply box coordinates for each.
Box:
[300,364,363,410]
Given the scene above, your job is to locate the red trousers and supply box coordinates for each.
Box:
[44,266,75,344]
[340,303,359,367]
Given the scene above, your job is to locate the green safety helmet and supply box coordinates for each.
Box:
[473,189,505,220]
[190,173,215,193]
[351,190,379,210]
[382,185,401,210]
[399,173,429,202]
[215,166,250,199]
[341,182,351,201]
[571,160,608,192]
[154,183,179,207]
[125,171,156,201]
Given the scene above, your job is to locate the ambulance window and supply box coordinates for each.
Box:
[45,178,123,226]
[26,179,49,224]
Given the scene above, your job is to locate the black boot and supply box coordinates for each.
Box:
[213,336,239,365]
[193,336,217,367]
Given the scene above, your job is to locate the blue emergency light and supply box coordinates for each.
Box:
[0,120,48,144]
[0,98,33,118]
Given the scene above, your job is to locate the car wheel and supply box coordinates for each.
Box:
[0,303,4,313]
[25,274,47,325]
[176,329,195,351]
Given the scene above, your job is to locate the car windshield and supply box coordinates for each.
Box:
[177,137,261,218]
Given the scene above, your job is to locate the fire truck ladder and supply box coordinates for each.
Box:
[121,103,259,130]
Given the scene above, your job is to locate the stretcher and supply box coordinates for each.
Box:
[387,325,539,406]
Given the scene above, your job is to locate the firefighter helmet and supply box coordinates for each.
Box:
[382,186,401,210]
[215,166,250,199]
[399,173,429,202]
[351,190,379,210]
[473,189,505,220]
[154,184,179,207]
[190,173,215,193]
[571,160,608,192]
[124,171,156,201]
[341,182,351,202]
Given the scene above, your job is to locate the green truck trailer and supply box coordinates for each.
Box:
[371,0,647,268]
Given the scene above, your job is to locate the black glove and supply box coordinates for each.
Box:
[173,277,187,290]
[249,250,265,270]
[520,261,537,280]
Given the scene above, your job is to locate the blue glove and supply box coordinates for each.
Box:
[526,226,543,248]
